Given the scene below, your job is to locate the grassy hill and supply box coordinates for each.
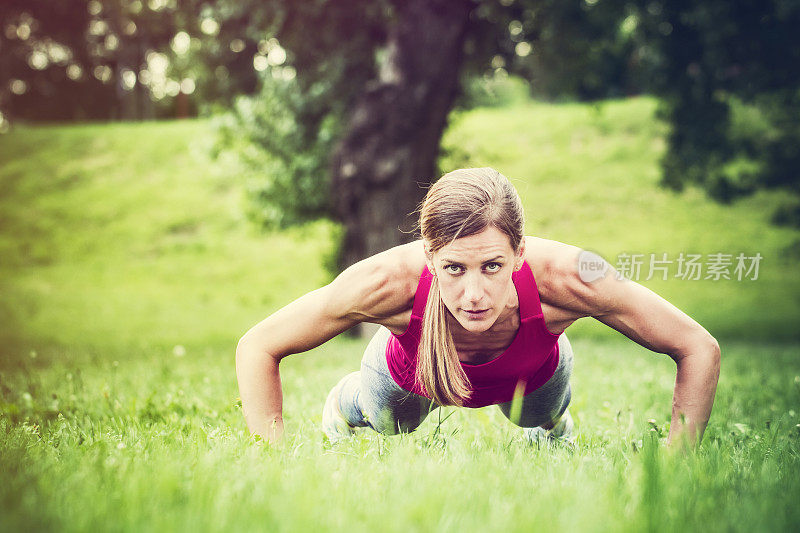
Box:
[1,97,798,358]
[0,119,338,355]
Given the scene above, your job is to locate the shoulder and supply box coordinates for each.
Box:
[522,236,599,313]
[523,236,583,286]
[329,240,427,321]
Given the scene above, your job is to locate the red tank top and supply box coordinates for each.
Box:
[385,261,561,408]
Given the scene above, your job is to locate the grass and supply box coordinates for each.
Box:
[1,98,799,531]
[2,339,798,531]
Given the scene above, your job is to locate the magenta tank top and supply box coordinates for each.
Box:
[385,261,562,408]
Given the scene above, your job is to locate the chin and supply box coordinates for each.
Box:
[463,324,491,334]
[456,315,494,333]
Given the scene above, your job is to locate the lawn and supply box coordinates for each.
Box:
[1,98,798,531]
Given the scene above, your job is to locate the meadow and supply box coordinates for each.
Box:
[1,97,799,531]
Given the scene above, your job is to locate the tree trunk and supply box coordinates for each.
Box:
[330,0,473,271]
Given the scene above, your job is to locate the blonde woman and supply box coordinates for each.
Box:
[236,168,720,447]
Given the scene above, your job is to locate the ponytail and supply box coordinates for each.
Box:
[415,275,471,406]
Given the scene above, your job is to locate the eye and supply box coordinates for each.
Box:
[444,264,463,275]
[484,262,502,273]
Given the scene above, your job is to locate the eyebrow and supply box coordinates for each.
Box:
[440,255,505,265]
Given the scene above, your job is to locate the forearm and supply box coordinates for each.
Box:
[235,340,284,443]
[667,340,721,447]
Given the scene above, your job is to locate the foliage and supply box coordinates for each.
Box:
[213,76,340,228]
[500,0,651,100]
[637,0,800,225]
[0,0,191,121]
[458,74,532,110]
[205,0,389,229]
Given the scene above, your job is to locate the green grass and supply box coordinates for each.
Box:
[2,339,799,531]
[1,99,799,531]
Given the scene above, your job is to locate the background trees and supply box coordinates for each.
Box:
[2,0,798,264]
[1,0,179,121]
[640,0,800,226]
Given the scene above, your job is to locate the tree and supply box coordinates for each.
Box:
[215,0,477,266]
[0,0,259,122]
[638,0,800,225]
[0,0,181,121]
[329,0,474,266]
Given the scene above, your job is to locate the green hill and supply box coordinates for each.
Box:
[0,97,798,361]
[0,120,337,355]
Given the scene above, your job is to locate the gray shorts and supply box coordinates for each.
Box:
[336,326,574,435]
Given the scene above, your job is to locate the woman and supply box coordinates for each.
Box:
[236,168,720,447]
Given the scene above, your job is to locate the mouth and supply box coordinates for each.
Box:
[462,309,490,320]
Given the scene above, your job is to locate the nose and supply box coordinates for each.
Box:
[463,272,485,305]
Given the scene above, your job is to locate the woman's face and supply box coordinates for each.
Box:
[426,226,525,333]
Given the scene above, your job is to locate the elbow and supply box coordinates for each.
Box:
[235,334,248,362]
[690,332,721,377]
[236,331,253,356]
[235,334,251,369]
[708,334,721,375]
[235,332,280,367]
[674,331,721,371]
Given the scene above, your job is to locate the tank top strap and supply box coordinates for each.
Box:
[515,261,545,320]
[411,266,433,318]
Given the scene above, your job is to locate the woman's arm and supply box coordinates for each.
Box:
[589,278,721,447]
[235,285,358,443]
[235,245,420,443]
[535,242,721,447]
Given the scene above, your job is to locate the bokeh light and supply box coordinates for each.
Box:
[93,65,112,83]
[267,45,286,66]
[171,31,191,55]
[229,39,245,53]
[121,69,137,90]
[27,51,48,70]
[87,0,102,15]
[66,64,83,80]
[10,79,27,95]
[253,55,269,72]
[180,78,196,94]
[200,18,219,36]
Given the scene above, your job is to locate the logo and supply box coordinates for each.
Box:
[578,250,609,283]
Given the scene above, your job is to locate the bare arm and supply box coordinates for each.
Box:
[235,285,358,443]
[591,276,721,447]
[538,244,721,447]
[235,246,419,443]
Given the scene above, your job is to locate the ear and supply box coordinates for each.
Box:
[423,241,435,274]
[514,237,526,271]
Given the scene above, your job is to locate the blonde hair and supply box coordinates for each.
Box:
[416,168,525,406]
